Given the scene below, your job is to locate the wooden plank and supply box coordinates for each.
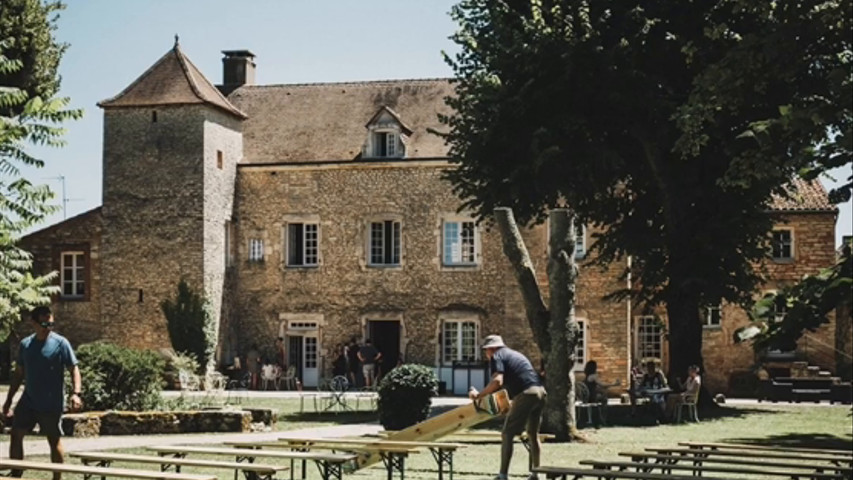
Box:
[353,389,509,469]
[147,445,356,463]
[265,437,466,449]
[648,446,853,465]
[580,459,844,479]
[622,452,853,474]
[0,459,215,480]
[69,452,286,473]
[679,441,853,457]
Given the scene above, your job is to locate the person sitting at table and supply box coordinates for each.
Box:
[666,365,701,420]
[639,360,668,423]
[583,360,620,424]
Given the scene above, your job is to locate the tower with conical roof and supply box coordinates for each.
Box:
[97,39,245,350]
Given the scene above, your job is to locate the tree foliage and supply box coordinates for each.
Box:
[441,0,851,379]
[736,244,852,353]
[161,280,216,372]
[0,1,80,340]
[0,0,67,117]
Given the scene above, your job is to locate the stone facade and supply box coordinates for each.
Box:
[17,44,840,395]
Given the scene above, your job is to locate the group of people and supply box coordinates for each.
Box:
[239,337,288,390]
[331,337,383,388]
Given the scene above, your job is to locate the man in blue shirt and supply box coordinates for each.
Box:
[469,334,547,480]
[2,306,82,479]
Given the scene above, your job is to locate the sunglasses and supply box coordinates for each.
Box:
[39,321,55,329]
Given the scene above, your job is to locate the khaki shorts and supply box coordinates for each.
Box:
[503,386,546,436]
[12,401,63,437]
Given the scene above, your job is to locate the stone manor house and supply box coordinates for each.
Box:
[18,42,841,394]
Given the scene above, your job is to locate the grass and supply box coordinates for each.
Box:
[4,399,852,480]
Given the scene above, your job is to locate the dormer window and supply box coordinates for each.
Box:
[364,106,412,159]
[373,130,399,157]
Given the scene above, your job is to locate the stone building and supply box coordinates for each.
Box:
[18,41,840,393]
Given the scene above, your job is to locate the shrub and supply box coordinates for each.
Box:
[72,342,165,411]
[161,280,216,371]
[377,364,438,430]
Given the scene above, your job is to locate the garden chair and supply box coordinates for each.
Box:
[178,370,201,392]
[675,389,700,423]
[226,371,250,405]
[575,381,604,426]
[279,365,297,390]
[260,364,281,390]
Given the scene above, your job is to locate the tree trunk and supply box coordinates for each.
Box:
[494,208,581,441]
[542,209,580,440]
[665,288,715,408]
[494,208,550,351]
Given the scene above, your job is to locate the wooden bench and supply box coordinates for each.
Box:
[647,446,853,469]
[448,431,555,451]
[679,441,853,458]
[581,459,844,479]
[0,459,216,480]
[622,452,852,478]
[69,451,287,480]
[147,445,356,480]
[227,439,421,480]
[275,437,464,480]
[532,465,731,479]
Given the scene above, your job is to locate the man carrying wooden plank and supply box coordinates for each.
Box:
[2,306,83,480]
[469,334,547,480]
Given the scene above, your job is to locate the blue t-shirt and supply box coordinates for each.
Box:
[18,332,78,413]
[489,347,542,399]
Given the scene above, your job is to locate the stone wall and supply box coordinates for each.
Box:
[230,160,626,386]
[18,208,103,347]
[99,105,233,349]
[701,211,838,392]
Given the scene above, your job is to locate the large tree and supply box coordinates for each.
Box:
[441,0,850,394]
[0,0,79,340]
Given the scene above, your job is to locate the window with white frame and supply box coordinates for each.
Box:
[287,223,319,267]
[441,319,479,364]
[575,224,586,259]
[373,131,399,158]
[248,238,264,262]
[443,220,477,266]
[703,305,722,328]
[61,251,86,298]
[369,220,401,266]
[573,319,586,371]
[771,229,793,260]
[636,316,664,361]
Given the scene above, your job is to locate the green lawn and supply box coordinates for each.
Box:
[10,400,853,479]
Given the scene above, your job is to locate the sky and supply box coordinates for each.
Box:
[22,0,852,246]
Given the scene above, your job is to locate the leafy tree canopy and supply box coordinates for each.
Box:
[441,0,850,374]
[0,0,66,117]
[1,3,80,339]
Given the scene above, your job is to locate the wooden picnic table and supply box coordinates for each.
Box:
[226,438,420,480]
[623,452,852,478]
[0,459,216,480]
[446,430,555,452]
[679,441,853,458]
[532,465,732,480]
[647,446,853,468]
[278,437,465,480]
[581,458,844,479]
[147,445,356,480]
[69,451,288,480]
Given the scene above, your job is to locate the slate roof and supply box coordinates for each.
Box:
[98,42,246,119]
[770,177,836,212]
[226,79,454,163]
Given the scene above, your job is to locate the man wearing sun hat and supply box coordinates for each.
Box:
[469,334,547,480]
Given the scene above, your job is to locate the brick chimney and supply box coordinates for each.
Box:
[221,50,256,94]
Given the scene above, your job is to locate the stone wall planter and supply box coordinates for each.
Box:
[61,408,271,437]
